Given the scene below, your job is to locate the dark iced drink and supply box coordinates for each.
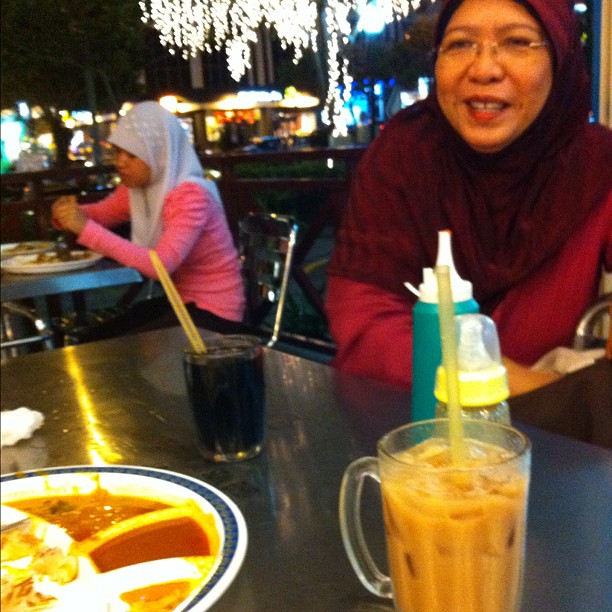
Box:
[183,335,265,462]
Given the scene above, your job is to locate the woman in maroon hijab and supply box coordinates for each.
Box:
[326,0,612,393]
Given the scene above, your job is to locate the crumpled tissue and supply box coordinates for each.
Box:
[1,407,45,447]
[531,347,605,376]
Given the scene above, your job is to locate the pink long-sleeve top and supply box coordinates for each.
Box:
[77,182,245,322]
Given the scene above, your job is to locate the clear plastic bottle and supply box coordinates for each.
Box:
[410,231,479,422]
[434,313,511,424]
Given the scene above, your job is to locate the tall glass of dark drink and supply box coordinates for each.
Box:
[183,335,265,462]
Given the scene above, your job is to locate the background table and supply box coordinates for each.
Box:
[1,257,142,302]
[1,257,143,332]
[1,327,610,611]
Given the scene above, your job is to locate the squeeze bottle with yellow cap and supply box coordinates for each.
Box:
[435,313,510,423]
[409,230,479,422]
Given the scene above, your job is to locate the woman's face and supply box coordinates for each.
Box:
[434,0,553,153]
[113,147,152,188]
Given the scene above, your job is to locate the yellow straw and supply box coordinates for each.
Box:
[149,250,207,354]
[435,264,465,464]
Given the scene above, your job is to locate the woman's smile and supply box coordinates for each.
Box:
[464,96,510,122]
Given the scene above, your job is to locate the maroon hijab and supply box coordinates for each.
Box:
[329,0,612,312]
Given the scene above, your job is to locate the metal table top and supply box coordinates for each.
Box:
[1,327,610,611]
[1,258,142,301]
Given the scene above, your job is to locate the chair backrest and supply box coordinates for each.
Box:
[573,293,611,350]
[238,212,298,347]
[1,301,54,362]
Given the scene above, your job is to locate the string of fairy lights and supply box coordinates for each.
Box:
[140,0,428,136]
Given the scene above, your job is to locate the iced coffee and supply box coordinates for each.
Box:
[339,419,531,612]
[381,436,529,612]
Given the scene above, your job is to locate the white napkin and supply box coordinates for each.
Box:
[1,407,45,447]
[531,347,605,376]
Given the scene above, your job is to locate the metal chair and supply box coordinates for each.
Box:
[573,293,611,350]
[1,301,55,362]
[238,212,298,347]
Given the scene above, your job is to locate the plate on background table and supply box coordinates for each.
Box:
[1,465,248,612]
[1,241,54,260]
[0,250,103,274]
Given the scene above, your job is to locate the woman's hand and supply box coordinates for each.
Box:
[52,196,87,235]
[502,357,562,397]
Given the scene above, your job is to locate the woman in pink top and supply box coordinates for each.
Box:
[52,101,246,337]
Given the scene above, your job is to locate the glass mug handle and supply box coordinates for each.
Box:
[339,456,394,599]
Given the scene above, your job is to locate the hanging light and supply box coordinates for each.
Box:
[357,0,386,35]
[140,0,428,137]
[140,0,317,77]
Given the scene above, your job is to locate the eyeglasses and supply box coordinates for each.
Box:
[436,37,548,63]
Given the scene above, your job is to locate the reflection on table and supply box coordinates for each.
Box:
[1,327,610,612]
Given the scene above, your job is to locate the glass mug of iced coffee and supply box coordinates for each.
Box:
[339,419,531,612]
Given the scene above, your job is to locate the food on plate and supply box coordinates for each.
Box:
[76,505,219,572]
[2,483,221,611]
[122,580,194,612]
[8,489,170,542]
[120,556,218,612]
[3,242,50,255]
[1,242,54,260]
[29,251,93,265]
[1,519,80,611]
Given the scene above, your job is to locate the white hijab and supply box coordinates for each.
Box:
[108,101,221,247]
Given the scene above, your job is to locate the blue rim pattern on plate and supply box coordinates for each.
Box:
[1,465,246,611]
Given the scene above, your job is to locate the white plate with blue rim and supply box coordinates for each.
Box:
[0,465,247,611]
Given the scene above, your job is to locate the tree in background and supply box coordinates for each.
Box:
[346,13,436,90]
[1,0,147,165]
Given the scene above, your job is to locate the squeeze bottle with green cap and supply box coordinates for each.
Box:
[409,230,479,422]
[435,313,510,423]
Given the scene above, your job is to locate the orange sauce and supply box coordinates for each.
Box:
[87,514,213,572]
[7,490,170,541]
[120,580,194,611]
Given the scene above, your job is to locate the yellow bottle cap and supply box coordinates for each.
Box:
[433,313,509,406]
[434,364,509,406]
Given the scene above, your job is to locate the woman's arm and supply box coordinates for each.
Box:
[52,187,131,233]
[79,186,131,228]
[76,182,211,278]
[326,275,414,389]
